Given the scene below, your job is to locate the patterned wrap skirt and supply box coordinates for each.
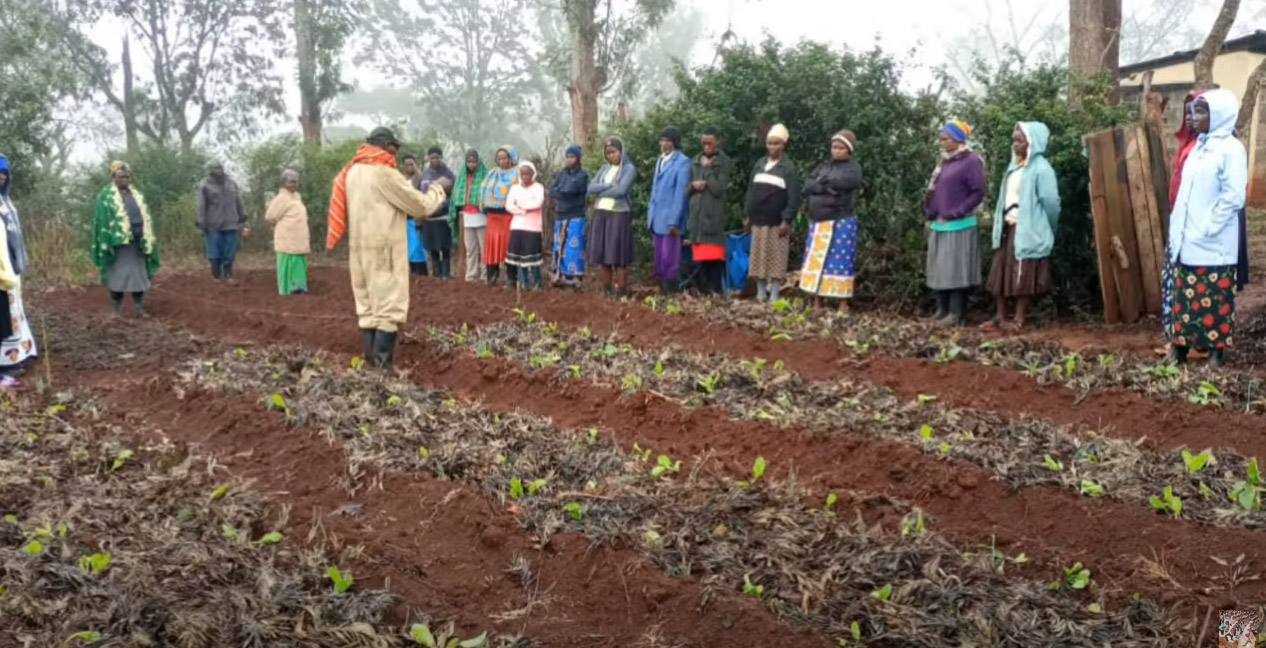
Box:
[1172,264,1236,351]
[986,224,1050,298]
[586,209,635,268]
[1,279,38,369]
[799,217,857,299]
[484,210,512,265]
[553,216,586,280]
[749,224,790,280]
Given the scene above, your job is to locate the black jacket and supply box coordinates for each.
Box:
[744,157,801,227]
[805,159,862,222]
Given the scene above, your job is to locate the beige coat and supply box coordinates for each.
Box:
[265,189,311,255]
[345,164,445,332]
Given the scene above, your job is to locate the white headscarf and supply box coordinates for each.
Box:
[767,123,790,143]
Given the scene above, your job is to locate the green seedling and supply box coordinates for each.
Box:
[545,322,560,335]
[851,621,863,642]
[476,343,495,359]
[632,444,653,462]
[418,446,430,459]
[527,479,547,496]
[1059,352,1080,375]
[773,360,785,372]
[563,502,584,521]
[1020,359,1043,377]
[737,456,768,489]
[1061,562,1091,590]
[222,524,239,540]
[78,552,112,575]
[844,339,870,353]
[916,394,937,404]
[936,441,951,455]
[386,395,402,407]
[587,428,599,444]
[579,326,593,338]
[67,631,101,644]
[270,393,292,417]
[1097,353,1116,368]
[643,529,662,548]
[871,583,893,602]
[1147,363,1180,379]
[650,454,682,478]
[1188,381,1223,407]
[1182,448,1213,474]
[1230,458,1262,511]
[741,358,768,381]
[643,296,659,311]
[1042,454,1064,472]
[919,425,934,443]
[1149,486,1183,519]
[511,308,536,323]
[255,531,284,546]
[22,540,43,556]
[900,510,927,537]
[109,449,134,473]
[621,374,643,392]
[327,566,354,593]
[770,331,793,342]
[567,365,581,379]
[696,372,722,395]
[509,478,525,500]
[666,304,682,316]
[653,361,665,376]
[741,574,764,598]
[208,484,229,502]
[935,345,962,364]
[824,493,838,516]
[1079,480,1105,497]
[529,354,560,369]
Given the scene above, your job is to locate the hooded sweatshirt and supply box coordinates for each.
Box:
[551,162,590,221]
[0,155,27,276]
[1168,88,1248,267]
[990,122,1061,260]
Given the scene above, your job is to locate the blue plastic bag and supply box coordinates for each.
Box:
[725,232,751,295]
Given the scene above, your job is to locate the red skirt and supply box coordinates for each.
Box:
[692,243,725,262]
[484,211,512,265]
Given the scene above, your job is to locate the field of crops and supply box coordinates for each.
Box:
[7,265,1266,646]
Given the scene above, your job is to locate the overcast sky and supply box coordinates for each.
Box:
[80,0,1246,161]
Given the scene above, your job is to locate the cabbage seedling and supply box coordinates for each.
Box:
[1148,486,1183,519]
[741,574,764,598]
[1181,448,1212,474]
[327,566,354,593]
[563,502,584,521]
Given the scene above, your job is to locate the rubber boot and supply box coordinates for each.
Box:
[506,265,519,290]
[531,266,543,291]
[937,290,966,327]
[360,329,376,362]
[373,331,398,370]
[210,261,223,281]
[132,292,145,317]
[486,265,500,286]
[756,279,768,302]
[929,291,949,320]
[1209,349,1226,368]
[768,280,781,302]
[110,295,124,318]
[223,265,235,285]
[1169,344,1190,365]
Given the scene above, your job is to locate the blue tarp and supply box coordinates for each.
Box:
[725,232,751,295]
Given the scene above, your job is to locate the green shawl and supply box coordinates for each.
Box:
[92,184,160,281]
[448,151,489,237]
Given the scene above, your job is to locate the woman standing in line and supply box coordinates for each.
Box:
[92,161,161,318]
[799,130,863,312]
[0,154,36,389]
[506,160,547,290]
[744,124,801,303]
[480,146,520,286]
[687,128,734,296]
[586,137,638,298]
[924,120,987,326]
[550,145,590,287]
[1167,89,1248,368]
[265,168,310,295]
[982,122,1060,331]
[451,150,488,283]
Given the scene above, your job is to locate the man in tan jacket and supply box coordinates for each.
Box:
[327,127,451,368]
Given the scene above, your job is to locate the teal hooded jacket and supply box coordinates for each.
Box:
[991,121,1061,260]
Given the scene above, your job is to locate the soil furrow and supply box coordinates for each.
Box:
[43,276,1266,615]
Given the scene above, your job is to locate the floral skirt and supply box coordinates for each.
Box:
[799,218,857,299]
[1172,264,1236,351]
[552,216,586,280]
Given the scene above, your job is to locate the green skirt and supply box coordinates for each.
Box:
[277,253,308,295]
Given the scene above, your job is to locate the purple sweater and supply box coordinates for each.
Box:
[924,152,986,222]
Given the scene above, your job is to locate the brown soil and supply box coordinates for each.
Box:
[36,267,1266,634]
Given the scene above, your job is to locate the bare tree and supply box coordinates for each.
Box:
[1193,0,1240,88]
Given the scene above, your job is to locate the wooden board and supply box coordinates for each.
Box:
[1110,128,1145,323]
[1123,125,1163,313]
[1144,121,1173,227]
[1085,132,1122,323]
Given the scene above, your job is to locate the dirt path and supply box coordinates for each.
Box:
[38,270,1266,617]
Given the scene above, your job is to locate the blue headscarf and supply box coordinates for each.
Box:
[565,144,583,159]
[0,154,27,276]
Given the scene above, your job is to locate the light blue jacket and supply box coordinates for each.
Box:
[1169,88,1247,267]
[647,150,691,235]
[587,160,637,213]
[991,121,1061,260]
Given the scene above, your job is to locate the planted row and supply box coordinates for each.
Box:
[653,295,1266,414]
[0,392,509,648]
[429,316,1266,531]
[181,348,1190,646]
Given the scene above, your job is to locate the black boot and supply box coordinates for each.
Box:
[930,291,949,320]
[1209,349,1226,368]
[360,329,376,362]
[373,331,397,370]
[937,290,966,327]
[531,266,543,291]
[131,292,145,317]
[486,265,500,285]
[210,261,223,281]
[506,265,519,290]
[110,293,124,318]
[1169,345,1190,365]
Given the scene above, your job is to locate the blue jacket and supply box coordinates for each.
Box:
[991,121,1061,260]
[1169,88,1248,267]
[551,167,590,220]
[647,150,691,235]
[587,160,637,213]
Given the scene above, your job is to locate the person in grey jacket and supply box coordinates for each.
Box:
[197,162,249,283]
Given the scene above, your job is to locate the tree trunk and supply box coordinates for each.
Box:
[1194,0,1240,89]
[1068,0,1122,105]
[121,37,140,154]
[1236,56,1266,135]
[295,0,322,147]
[566,0,600,150]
